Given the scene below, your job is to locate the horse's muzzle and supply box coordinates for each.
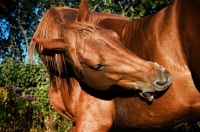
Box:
[140,63,172,102]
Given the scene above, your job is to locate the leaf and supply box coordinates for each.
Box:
[36,76,42,82]
[22,91,26,97]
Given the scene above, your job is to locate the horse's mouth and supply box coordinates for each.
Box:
[139,91,155,102]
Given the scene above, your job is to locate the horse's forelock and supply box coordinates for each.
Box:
[29,7,95,78]
[60,21,95,75]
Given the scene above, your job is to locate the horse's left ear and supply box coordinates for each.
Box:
[32,38,66,51]
[76,0,89,22]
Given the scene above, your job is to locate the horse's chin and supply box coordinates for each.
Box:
[139,92,155,102]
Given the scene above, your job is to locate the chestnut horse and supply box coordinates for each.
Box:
[29,0,200,131]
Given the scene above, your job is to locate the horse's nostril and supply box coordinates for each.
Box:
[154,79,169,91]
[154,69,172,90]
[156,80,168,85]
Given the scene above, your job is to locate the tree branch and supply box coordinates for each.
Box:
[17,7,29,50]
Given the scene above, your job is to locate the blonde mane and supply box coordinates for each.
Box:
[29,7,95,77]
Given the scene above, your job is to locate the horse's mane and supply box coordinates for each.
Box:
[29,7,95,88]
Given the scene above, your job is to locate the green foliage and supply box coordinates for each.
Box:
[0,57,72,131]
[88,0,174,19]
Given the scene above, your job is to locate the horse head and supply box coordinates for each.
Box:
[29,0,172,101]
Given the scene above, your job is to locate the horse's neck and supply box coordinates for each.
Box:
[123,0,200,91]
[123,0,200,58]
[121,1,182,61]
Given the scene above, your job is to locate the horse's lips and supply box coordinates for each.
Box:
[139,92,154,102]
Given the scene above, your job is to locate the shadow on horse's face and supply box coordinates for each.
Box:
[33,25,172,102]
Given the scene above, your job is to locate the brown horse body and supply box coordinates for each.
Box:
[29,0,200,131]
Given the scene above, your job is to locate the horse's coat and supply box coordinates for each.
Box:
[29,0,200,131]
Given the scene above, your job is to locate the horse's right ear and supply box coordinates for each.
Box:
[33,38,67,51]
[76,0,89,22]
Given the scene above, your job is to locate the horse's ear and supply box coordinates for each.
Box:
[33,38,66,51]
[76,0,89,22]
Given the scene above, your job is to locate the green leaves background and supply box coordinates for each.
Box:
[0,57,72,131]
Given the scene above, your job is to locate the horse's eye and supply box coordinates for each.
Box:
[91,64,104,71]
